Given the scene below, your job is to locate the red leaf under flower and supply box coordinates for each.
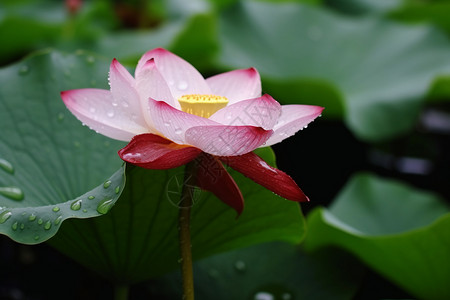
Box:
[194,153,244,215]
[220,152,308,202]
[118,133,201,170]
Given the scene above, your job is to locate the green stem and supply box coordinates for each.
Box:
[114,284,129,300]
[179,162,196,300]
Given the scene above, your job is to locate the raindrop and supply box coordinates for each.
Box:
[175,128,183,134]
[28,214,36,221]
[11,222,18,231]
[37,218,43,225]
[57,113,65,122]
[303,125,308,129]
[107,111,114,118]
[0,211,12,224]
[234,260,246,273]
[115,186,120,194]
[164,122,171,127]
[34,235,40,241]
[20,223,25,230]
[44,220,52,230]
[178,81,188,91]
[97,198,114,214]
[18,65,29,75]
[88,195,95,200]
[54,216,62,225]
[253,292,275,300]
[0,159,14,174]
[52,207,60,212]
[225,113,233,120]
[0,186,24,201]
[112,102,118,107]
[86,56,95,64]
[122,101,129,108]
[103,180,112,188]
[70,199,82,211]
[82,209,87,213]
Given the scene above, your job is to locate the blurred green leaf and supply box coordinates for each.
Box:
[49,148,306,283]
[0,50,126,244]
[216,1,450,141]
[304,173,450,300]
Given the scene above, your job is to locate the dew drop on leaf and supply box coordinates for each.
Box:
[44,220,52,230]
[70,199,82,211]
[0,211,12,224]
[11,221,18,231]
[28,214,36,222]
[103,180,112,189]
[97,198,114,214]
[54,216,62,225]
[52,206,60,212]
[0,186,24,201]
[0,159,14,174]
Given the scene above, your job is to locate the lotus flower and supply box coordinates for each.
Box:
[61,48,323,214]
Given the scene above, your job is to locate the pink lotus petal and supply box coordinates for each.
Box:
[136,48,210,99]
[134,58,179,109]
[185,125,273,156]
[109,59,149,130]
[209,94,281,129]
[220,152,308,202]
[61,88,149,141]
[118,133,201,169]
[148,98,218,144]
[206,68,261,104]
[195,153,244,215]
[264,105,324,146]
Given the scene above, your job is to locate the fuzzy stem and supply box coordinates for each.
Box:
[179,162,196,300]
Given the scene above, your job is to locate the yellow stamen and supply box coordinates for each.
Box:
[178,94,229,118]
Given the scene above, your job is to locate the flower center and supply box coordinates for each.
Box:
[178,94,229,118]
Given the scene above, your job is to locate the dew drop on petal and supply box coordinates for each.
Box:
[177,81,188,91]
[107,111,114,118]
[175,128,182,134]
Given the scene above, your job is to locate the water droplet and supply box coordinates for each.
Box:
[253,292,275,300]
[82,209,87,213]
[107,111,114,118]
[234,260,246,273]
[54,216,62,225]
[88,195,95,200]
[281,292,293,300]
[18,65,29,75]
[97,198,114,214]
[225,112,233,120]
[115,186,120,194]
[103,180,111,188]
[175,128,182,134]
[122,101,129,108]
[164,122,171,127]
[86,56,95,64]
[11,222,18,231]
[20,223,25,230]
[0,211,12,224]
[303,125,308,129]
[37,218,43,225]
[70,199,82,211]
[178,81,188,90]
[57,113,65,122]
[52,207,60,212]
[34,235,40,241]
[0,159,14,174]
[44,220,52,230]
[29,214,36,221]
[0,186,24,201]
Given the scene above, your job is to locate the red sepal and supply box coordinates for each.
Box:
[219,152,308,202]
[194,153,244,216]
[118,133,201,170]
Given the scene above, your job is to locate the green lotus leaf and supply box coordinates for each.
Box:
[304,173,450,300]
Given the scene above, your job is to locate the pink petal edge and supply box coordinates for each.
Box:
[264,105,324,146]
[209,94,281,130]
[185,125,273,156]
[135,48,210,99]
[118,133,201,169]
[61,88,148,141]
[206,68,261,105]
[220,152,309,202]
